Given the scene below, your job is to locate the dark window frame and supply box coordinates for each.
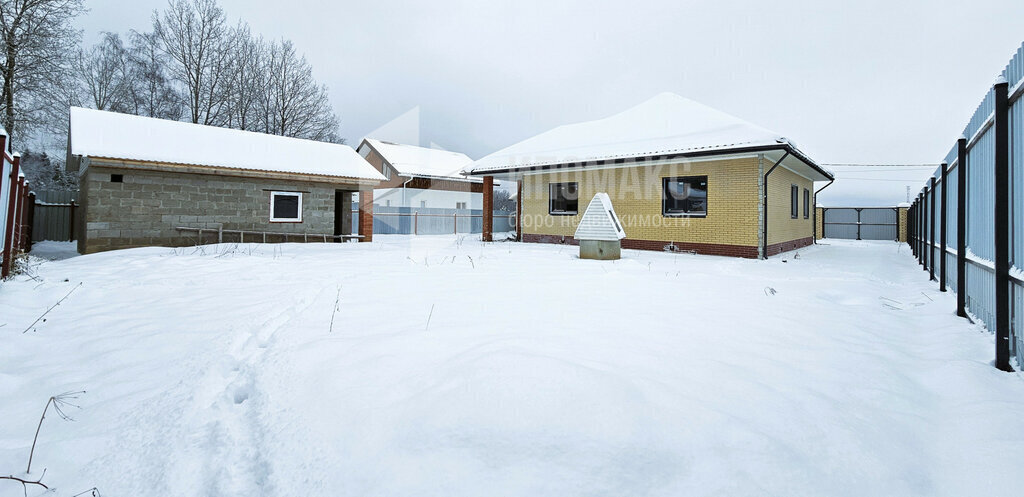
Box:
[662,176,709,218]
[790,184,799,219]
[110,174,123,183]
[803,188,810,219]
[270,191,303,223]
[548,182,579,215]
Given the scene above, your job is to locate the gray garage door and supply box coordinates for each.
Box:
[823,208,898,240]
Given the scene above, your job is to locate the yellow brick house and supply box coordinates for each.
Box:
[464,93,833,258]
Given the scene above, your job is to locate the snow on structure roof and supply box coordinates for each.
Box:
[361,138,476,181]
[464,93,826,178]
[69,107,385,181]
[575,193,626,241]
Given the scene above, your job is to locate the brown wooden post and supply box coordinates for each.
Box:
[2,155,21,278]
[358,189,373,242]
[516,180,523,241]
[482,176,494,242]
[69,200,77,241]
[25,191,35,249]
[414,211,418,235]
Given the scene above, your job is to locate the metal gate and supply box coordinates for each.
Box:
[31,189,77,242]
[822,207,898,240]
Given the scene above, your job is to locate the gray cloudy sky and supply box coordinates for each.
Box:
[78,0,1024,206]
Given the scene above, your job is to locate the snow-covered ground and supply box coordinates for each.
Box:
[27,241,79,261]
[2,236,1023,496]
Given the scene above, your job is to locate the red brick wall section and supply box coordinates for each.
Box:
[521,233,760,258]
[765,236,813,257]
[358,189,374,242]
[482,176,493,242]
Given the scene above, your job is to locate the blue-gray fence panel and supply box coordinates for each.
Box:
[824,224,858,239]
[823,208,858,223]
[965,261,996,330]
[967,129,996,262]
[351,206,516,235]
[1012,87,1023,269]
[32,189,77,241]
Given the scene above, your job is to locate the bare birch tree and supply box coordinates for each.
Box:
[260,39,340,142]
[0,0,86,144]
[222,22,264,131]
[77,32,129,112]
[124,30,182,120]
[152,0,232,126]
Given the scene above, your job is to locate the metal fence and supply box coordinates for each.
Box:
[1,137,32,278]
[908,41,1024,370]
[31,189,77,242]
[822,207,899,240]
[352,206,516,235]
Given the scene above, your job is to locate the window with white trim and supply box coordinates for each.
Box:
[270,191,302,222]
[456,202,467,209]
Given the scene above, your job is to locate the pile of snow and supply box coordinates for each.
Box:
[1,237,1023,496]
[69,107,386,181]
[29,241,79,261]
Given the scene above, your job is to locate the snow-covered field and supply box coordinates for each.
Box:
[2,236,1023,496]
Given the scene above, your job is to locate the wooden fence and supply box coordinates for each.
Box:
[908,41,1024,371]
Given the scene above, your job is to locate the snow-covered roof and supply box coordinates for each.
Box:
[464,93,827,179]
[360,138,476,181]
[575,193,626,241]
[69,107,385,181]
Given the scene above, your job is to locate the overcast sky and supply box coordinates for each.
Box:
[77,0,1024,206]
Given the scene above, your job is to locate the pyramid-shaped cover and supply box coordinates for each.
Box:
[575,193,626,241]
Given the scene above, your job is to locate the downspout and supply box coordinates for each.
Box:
[401,176,413,207]
[812,178,835,243]
[761,151,790,260]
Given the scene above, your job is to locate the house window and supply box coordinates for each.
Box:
[790,185,799,219]
[662,176,708,217]
[110,174,123,183]
[382,164,391,180]
[420,200,427,208]
[270,191,302,222]
[803,188,810,219]
[549,182,578,215]
[456,202,467,209]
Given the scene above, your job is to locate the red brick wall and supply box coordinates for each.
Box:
[765,236,813,256]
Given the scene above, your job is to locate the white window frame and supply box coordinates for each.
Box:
[270,191,303,223]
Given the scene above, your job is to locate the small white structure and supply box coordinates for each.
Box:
[574,193,626,260]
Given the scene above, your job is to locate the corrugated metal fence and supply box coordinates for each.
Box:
[908,41,1024,370]
[351,206,516,235]
[31,189,77,242]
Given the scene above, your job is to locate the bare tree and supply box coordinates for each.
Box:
[222,22,264,131]
[153,0,232,126]
[259,39,340,142]
[124,30,182,120]
[0,0,87,145]
[77,32,129,112]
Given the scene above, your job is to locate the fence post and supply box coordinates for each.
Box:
[855,208,862,240]
[454,212,457,234]
[414,211,418,235]
[69,200,77,242]
[26,191,35,249]
[956,137,967,318]
[929,177,936,281]
[2,155,21,278]
[939,163,948,291]
[992,78,1011,372]
[910,202,916,255]
[921,191,929,266]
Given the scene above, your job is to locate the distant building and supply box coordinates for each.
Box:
[67,107,384,253]
[463,93,833,258]
[356,138,491,209]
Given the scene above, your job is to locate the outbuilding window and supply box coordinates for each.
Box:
[662,176,707,217]
[270,191,302,222]
[790,185,799,219]
[803,188,810,219]
[549,182,578,215]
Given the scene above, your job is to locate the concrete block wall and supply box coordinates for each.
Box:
[80,164,360,253]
